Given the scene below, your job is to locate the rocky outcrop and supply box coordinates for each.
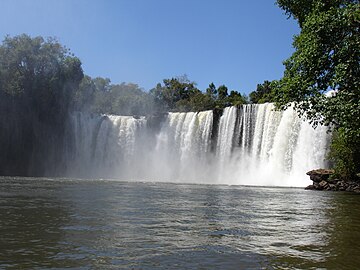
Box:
[306,169,334,182]
[305,169,360,193]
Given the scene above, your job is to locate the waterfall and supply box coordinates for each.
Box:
[66,112,147,179]
[148,110,214,183]
[65,104,330,186]
[216,104,330,186]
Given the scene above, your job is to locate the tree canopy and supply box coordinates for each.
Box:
[275,0,360,178]
[0,34,84,123]
[0,34,84,175]
[249,80,277,104]
[150,75,247,112]
[74,76,155,115]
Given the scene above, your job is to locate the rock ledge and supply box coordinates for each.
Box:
[305,169,360,193]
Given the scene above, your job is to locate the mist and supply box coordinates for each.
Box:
[61,104,330,187]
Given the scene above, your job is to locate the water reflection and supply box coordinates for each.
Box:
[0,178,73,268]
[323,193,360,269]
[0,177,359,269]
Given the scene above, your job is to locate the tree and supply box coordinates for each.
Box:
[0,34,84,175]
[249,80,277,104]
[0,34,84,123]
[150,77,247,112]
[108,83,154,115]
[150,75,201,112]
[73,75,96,111]
[275,0,360,179]
[227,90,247,105]
[76,76,155,115]
[217,85,228,100]
[206,82,217,100]
[189,92,215,111]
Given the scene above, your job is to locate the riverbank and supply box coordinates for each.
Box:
[305,169,360,193]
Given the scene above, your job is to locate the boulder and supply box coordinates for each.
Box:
[306,169,334,183]
[319,180,329,189]
[305,169,360,193]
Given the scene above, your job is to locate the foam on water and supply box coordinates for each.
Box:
[65,104,330,186]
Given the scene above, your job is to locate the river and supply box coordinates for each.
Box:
[0,177,359,269]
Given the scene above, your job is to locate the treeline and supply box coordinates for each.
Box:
[74,75,250,115]
[0,34,273,119]
[0,34,265,175]
[73,76,154,115]
[74,73,275,115]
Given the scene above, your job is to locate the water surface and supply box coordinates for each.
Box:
[0,177,359,269]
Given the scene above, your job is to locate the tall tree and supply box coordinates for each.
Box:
[0,34,84,175]
[227,90,247,105]
[206,82,217,100]
[0,34,84,122]
[275,0,360,178]
[150,75,201,112]
[217,85,228,100]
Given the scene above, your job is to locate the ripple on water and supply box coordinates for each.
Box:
[0,177,360,269]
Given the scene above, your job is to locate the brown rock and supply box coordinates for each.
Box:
[306,169,334,183]
[319,180,329,189]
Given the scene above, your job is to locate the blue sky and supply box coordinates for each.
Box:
[0,0,299,94]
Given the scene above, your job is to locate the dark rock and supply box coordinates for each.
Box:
[305,168,360,193]
[146,113,167,131]
[306,169,334,183]
[319,180,329,189]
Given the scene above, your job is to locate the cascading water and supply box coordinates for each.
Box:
[65,112,147,179]
[148,111,214,182]
[65,104,330,187]
[217,104,330,186]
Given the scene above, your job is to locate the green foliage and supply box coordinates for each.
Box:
[0,34,84,122]
[150,75,201,112]
[77,74,247,115]
[108,83,154,115]
[189,92,216,111]
[75,76,155,115]
[275,0,360,177]
[249,80,277,103]
[0,34,84,175]
[73,75,97,110]
[329,128,360,180]
[276,0,357,26]
[206,83,217,100]
[227,90,247,105]
[150,77,247,112]
[217,85,228,100]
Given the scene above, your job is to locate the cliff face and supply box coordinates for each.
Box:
[305,169,360,193]
[0,96,68,177]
